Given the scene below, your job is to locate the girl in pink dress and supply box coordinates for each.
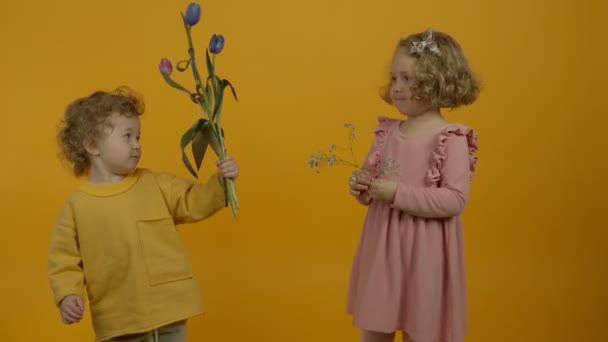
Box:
[347,29,480,342]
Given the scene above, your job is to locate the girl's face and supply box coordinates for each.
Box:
[93,113,141,175]
[389,47,435,117]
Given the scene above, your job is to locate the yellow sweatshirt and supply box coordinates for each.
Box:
[47,168,226,341]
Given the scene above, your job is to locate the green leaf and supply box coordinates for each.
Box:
[207,126,223,156]
[221,79,239,101]
[205,49,214,76]
[192,122,211,170]
[205,75,213,89]
[204,84,213,109]
[180,119,207,178]
[213,76,224,117]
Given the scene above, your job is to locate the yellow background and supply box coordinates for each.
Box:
[0,0,606,341]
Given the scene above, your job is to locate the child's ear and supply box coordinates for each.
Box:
[83,138,100,156]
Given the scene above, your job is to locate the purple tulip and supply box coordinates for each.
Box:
[159,58,173,75]
[209,34,225,54]
[184,3,201,26]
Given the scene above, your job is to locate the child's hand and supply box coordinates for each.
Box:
[217,156,239,180]
[369,178,398,203]
[59,295,84,324]
[349,169,372,196]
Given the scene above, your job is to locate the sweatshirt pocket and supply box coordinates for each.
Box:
[137,217,193,285]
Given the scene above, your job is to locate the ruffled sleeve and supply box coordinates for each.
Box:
[391,123,479,218]
[426,123,478,186]
[352,116,399,205]
[362,116,400,174]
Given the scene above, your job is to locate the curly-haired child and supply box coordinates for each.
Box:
[47,86,239,342]
[347,29,480,342]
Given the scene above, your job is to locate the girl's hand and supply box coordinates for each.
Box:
[349,169,372,196]
[369,178,398,203]
[59,295,84,325]
[217,156,239,180]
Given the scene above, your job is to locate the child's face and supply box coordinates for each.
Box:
[389,48,435,116]
[95,113,141,175]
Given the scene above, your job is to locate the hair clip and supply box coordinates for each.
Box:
[410,28,441,56]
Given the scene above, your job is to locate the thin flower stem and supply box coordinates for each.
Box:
[161,73,191,95]
[335,160,360,168]
[183,24,213,122]
[350,150,358,168]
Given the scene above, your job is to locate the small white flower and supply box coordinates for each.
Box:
[327,155,336,166]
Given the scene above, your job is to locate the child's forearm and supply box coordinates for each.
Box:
[169,173,227,224]
[48,219,85,306]
[391,183,468,218]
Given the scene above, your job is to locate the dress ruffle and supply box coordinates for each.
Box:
[426,124,478,185]
[365,116,400,175]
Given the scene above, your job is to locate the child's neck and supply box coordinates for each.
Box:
[87,165,128,185]
[401,109,446,135]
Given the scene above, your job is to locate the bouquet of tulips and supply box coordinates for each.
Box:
[159,2,239,217]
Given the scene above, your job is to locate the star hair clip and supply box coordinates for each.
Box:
[410,28,441,56]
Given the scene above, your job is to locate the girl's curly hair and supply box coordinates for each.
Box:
[57,86,145,177]
[381,29,480,108]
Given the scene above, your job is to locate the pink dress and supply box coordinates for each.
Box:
[347,116,479,342]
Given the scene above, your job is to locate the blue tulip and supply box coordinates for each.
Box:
[184,3,201,26]
[209,34,225,54]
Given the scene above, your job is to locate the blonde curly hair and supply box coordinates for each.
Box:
[56,86,145,177]
[380,29,480,108]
